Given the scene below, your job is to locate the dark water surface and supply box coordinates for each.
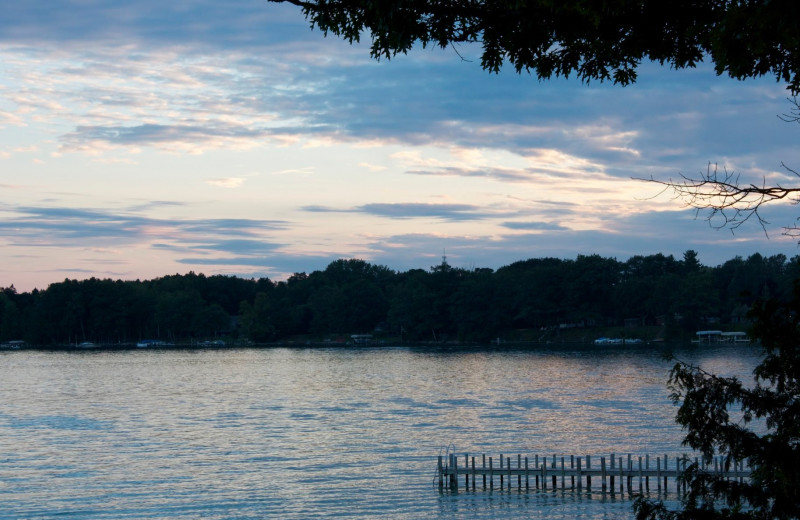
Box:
[0,345,761,519]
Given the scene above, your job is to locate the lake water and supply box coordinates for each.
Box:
[0,344,761,519]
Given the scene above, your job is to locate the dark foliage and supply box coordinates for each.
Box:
[634,282,800,519]
[273,0,800,92]
[0,251,798,345]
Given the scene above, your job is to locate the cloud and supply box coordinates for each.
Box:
[272,167,315,176]
[356,208,797,274]
[303,202,516,221]
[193,239,284,256]
[58,123,272,153]
[358,162,386,172]
[0,1,307,50]
[177,256,281,267]
[358,203,497,221]
[126,201,186,212]
[205,177,246,188]
[501,221,569,231]
[408,166,538,183]
[0,205,289,252]
[5,12,797,174]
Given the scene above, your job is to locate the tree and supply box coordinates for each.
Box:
[239,292,278,342]
[450,267,506,341]
[682,250,701,274]
[494,257,572,330]
[0,290,23,341]
[634,282,800,520]
[271,0,800,92]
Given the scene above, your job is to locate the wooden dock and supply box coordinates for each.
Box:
[437,452,751,494]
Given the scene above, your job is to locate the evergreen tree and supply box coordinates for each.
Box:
[634,282,800,519]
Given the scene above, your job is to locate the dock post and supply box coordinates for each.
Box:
[542,456,547,490]
[627,454,633,494]
[610,453,615,492]
[438,455,444,489]
[489,456,494,489]
[638,456,643,492]
[645,455,650,491]
[601,456,607,492]
[471,456,476,491]
[451,453,459,490]
[482,454,486,489]
[464,453,469,489]
[518,454,522,489]
[500,454,504,489]
[570,455,575,488]
[535,455,540,489]
[552,454,557,489]
[586,455,592,490]
[620,456,626,494]
[656,456,662,493]
[508,455,513,490]
[561,456,565,489]
[577,456,582,490]
[525,456,529,489]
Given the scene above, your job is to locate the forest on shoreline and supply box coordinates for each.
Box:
[1,250,797,347]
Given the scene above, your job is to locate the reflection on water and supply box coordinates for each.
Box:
[0,345,760,519]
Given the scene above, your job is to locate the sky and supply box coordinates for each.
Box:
[1,1,799,291]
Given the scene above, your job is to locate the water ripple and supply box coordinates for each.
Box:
[0,346,759,519]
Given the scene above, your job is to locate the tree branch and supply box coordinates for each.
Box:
[638,162,800,239]
[777,96,800,124]
[638,97,800,241]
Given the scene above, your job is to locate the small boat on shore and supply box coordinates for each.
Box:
[136,340,165,348]
[594,337,642,345]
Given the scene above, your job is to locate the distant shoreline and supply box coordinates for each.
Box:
[1,339,755,352]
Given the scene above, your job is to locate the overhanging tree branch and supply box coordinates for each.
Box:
[640,163,800,239]
[270,0,800,93]
[639,97,800,241]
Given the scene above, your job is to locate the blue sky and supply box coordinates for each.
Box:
[1,0,799,291]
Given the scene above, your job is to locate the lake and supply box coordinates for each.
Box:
[0,344,761,519]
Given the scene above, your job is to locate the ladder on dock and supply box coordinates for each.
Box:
[437,452,751,494]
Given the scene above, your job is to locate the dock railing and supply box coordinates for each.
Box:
[437,452,751,494]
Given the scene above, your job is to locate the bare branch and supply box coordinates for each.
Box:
[637,97,800,242]
[638,163,800,238]
[449,42,473,64]
[777,96,800,124]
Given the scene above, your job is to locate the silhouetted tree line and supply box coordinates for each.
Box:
[1,251,798,346]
